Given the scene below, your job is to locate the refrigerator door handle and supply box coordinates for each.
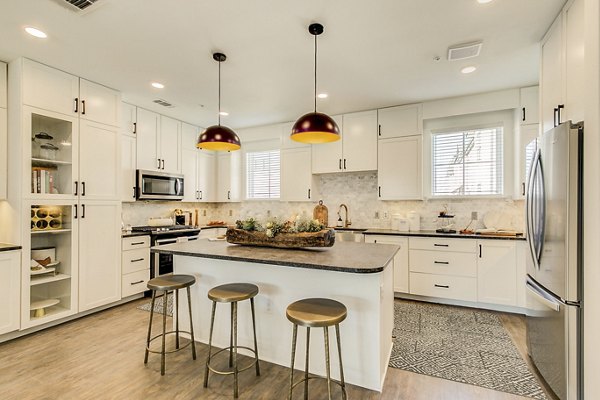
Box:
[526,279,561,312]
[526,149,542,269]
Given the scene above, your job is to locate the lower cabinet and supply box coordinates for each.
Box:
[410,272,477,302]
[364,235,409,293]
[0,250,20,335]
[121,236,150,297]
[477,240,517,306]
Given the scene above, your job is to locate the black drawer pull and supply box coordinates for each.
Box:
[130,280,144,285]
[434,284,450,289]
[433,244,449,247]
[434,261,449,265]
[131,258,145,263]
[131,241,145,246]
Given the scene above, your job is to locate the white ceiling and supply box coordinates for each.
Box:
[0,0,564,130]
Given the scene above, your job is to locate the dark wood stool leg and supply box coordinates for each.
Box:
[161,290,168,375]
[304,327,310,400]
[144,290,156,364]
[324,327,332,400]
[187,286,196,360]
[175,289,180,349]
[233,301,239,399]
[203,301,217,388]
[335,324,346,400]
[229,302,234,368]
[288,324,298,400]
[250,297,260,376]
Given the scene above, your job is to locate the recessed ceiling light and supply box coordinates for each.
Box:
[477,0,493,3]
[25,27,47,39]
[219,111,229,116]
[317,93,328,99]
[151,82,165,89]
[461,66,477,74]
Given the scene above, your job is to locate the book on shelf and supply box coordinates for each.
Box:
[32,167,56,194]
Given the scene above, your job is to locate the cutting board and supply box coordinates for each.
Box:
[313,200,328,226]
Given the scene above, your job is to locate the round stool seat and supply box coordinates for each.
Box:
[286,298,347,328]
[147,274,196,291]
[208,283,259,303]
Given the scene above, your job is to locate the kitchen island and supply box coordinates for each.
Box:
[152,239,399,391]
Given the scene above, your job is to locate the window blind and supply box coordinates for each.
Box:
[432,126,503,196]
[246,150,280,199]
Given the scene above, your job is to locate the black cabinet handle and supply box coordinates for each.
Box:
[81,182,86,196]
[479,244,482,258]
[81,204,85,218]
[378,186,381,198]
[522,107,526,122]
[378,124,381,136]
[343,159,347,170]
[130,280,144,285]
[308,188,311,199]
[131,241,145,246]
[157,158,161,169]
[553,108,559,127]
[374,239,377,243]
[74,98,78,113]
[133,122,137,134]
[196,190,199,200]
[162,159,166,170]
[227,190,231,200]
[522,182,525,196]
[133,186,136,199]
[74,204,77,219]
[199,190,203,200]
[434,284,450,289]
[557,104,564,125]
[81,100,86,115]
[434,243,449,247]
[74,181,78,196]
[339,159,342,170]
[131,258,145,263]
[434,261,449,265]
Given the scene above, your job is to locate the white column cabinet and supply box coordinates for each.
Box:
[280,147,317,201]
[365,235,409,293]
[78,201,121,312]
[0,250,20,335]
[377,104,422,139]
[216,152,241,202]
[159,116,181,174]
[311,115,343,174]
[477,240,517,306]
[197,151,216,202]
[79,79,120,127]
[378,136,422,200]
[136,108,160,171]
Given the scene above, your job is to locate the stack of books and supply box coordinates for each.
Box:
[32,167,57,194]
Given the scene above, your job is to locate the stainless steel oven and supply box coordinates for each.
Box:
[136,170,184,201]
[153,234,199,278]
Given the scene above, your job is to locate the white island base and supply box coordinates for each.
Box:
[172,254,394,392]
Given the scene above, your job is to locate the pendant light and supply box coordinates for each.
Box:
[291,23,340,144]
[197,52,241,151]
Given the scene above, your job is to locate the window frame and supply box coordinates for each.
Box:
[244,148,281,201]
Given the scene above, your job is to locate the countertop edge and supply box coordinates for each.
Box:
[363,230,526,241]
[0,244,22,252]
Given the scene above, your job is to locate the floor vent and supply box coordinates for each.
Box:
[153,99,174,108]
[447,41,483,61]
[57,0,101,11]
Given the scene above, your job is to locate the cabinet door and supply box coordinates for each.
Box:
[477,241,517,306]
[78,201,121,311]
[519,87,539,125]
[79,79,120,127]
[229,151,242,202]
[0,251,20,335]
[564,0,585,124]
[197,151,216,202]
[540,16,563,135]
[0,61,6,108]
[365,235,409,293]
[0,108,6,200]
[181,122,199,152]
[121,134,136,202]
[120,102,137,136]
[515,124,539,199]
[136,108,160,171]
[377,104,422,139]
[281,148,313,201]
[216,153,231,202]
[159,116,181,173]
[79,120,120,201]
[342,110,377,172]
[182,149,198,202]
[311,115,343,174]
[378,136,422,200]
[22,59,79,116]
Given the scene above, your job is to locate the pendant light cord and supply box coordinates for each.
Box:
[218,59,222,126]
[314,32,317,113]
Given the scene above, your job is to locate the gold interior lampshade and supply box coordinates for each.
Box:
[197,125,241,151]
[291,112,340,144]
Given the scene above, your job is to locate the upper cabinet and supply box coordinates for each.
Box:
[135,108,160,171]
[79,79,120,127]
[377,104,422,138]
[181,122,200,202]
[540,0,584,135]
[280,147,317,202]
[378,136,422,200]
[0,61,6,109]
[120,102,137,137]
[159,116,181,174]
[216,152,242,202]
[0,61,6,200]
[519,86,539,125]
[312,110,377,174]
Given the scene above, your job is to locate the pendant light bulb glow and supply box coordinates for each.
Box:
[291,23,340,144]
[197,52,241,151]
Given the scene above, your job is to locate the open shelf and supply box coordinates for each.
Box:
[29,304,71,321]
[31,158,73,166]
[30,273,71,286]
[31,228,72,235]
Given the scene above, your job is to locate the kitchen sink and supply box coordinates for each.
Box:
[334,228,366,243]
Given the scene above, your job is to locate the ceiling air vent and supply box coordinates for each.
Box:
[153,99,174,108]
[56,0,101,11]
[447,42,483,61]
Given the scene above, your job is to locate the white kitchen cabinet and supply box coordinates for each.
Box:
[519,86,539,125]
[365,235,409,293]
[197,151,217,202]
[181,123,199,202]
[340,110,378,172]
[377,104,422,139]
[79,120,120,201]
[0,61,6,108]
[120,102,137,137]
[410,272,477,302]
[159,116,181,174]
[0,250,20,335]
[378,136,422,200]
[136,108,160,171]
[121,134,136,202]
[563,0,585,124]
[216,152,241,202]
[541,16,562,135]
[514,124,539,199]
[78,200,121,311]
[0,108,6,200]
[477,240,517,306]
[79,79,120,127]
[280,147,317,202]
[311,115,343,174]
[121,236,150,298]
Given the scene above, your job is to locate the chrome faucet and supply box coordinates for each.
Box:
[338,204,351,228]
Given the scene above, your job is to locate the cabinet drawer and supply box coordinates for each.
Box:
[122,248,150,274]
[409,237,476,253]
[409,272,477,302]
[122,235,150,250]
[122,269,150,297]
[409,250,476,277]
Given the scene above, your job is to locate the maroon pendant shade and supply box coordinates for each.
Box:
[197,125,241,151]
[291,112,340,144]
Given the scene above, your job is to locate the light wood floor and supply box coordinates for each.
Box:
[0,299,549,400]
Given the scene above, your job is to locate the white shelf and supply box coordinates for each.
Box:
[31,228,72,235]
[31,158,72,166]
[29,304,71,321]
[30,273,71,286]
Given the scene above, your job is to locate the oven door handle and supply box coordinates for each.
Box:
[155,238,178,246]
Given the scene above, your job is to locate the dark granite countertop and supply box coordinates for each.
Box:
[200,225,228,230]
[0,243,22,252]
[121,231,151,238]
[152,239,399,274]
[363,229,526,241]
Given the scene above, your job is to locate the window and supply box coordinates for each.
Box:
[432,126,503,196]
[246,150,280,199]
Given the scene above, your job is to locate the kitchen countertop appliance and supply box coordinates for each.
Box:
[525,121,583,400]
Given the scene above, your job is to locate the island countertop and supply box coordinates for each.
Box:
[152,239,399,274]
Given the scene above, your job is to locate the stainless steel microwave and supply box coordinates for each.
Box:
[136,170,184,201]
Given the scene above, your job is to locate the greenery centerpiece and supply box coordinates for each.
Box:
[226,216,335,248]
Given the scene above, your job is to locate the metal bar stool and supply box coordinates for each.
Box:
[204,283,261,398]
[286,298,347,400]
[144,274,197,375]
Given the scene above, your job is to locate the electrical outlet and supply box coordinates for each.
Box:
[471,211,478,220]
[229,210,233,217]
[383,211,389,219]
[374,211,380,219]
[202,210,207,216]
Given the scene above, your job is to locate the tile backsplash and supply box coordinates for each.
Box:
[123,171,525,232]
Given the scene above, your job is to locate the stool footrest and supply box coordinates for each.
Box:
[146,330,194,354]
[206,345,259,375]
[290,375,346,391]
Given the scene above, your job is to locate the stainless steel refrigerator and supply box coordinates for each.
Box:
[525,121,583,400]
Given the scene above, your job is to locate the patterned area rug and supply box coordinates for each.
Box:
[137,293,173,317]
[390,300,547,399]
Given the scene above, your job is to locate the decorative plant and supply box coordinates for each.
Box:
[234,216,325,238]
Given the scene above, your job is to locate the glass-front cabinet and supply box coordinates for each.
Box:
[22,201,78,328]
